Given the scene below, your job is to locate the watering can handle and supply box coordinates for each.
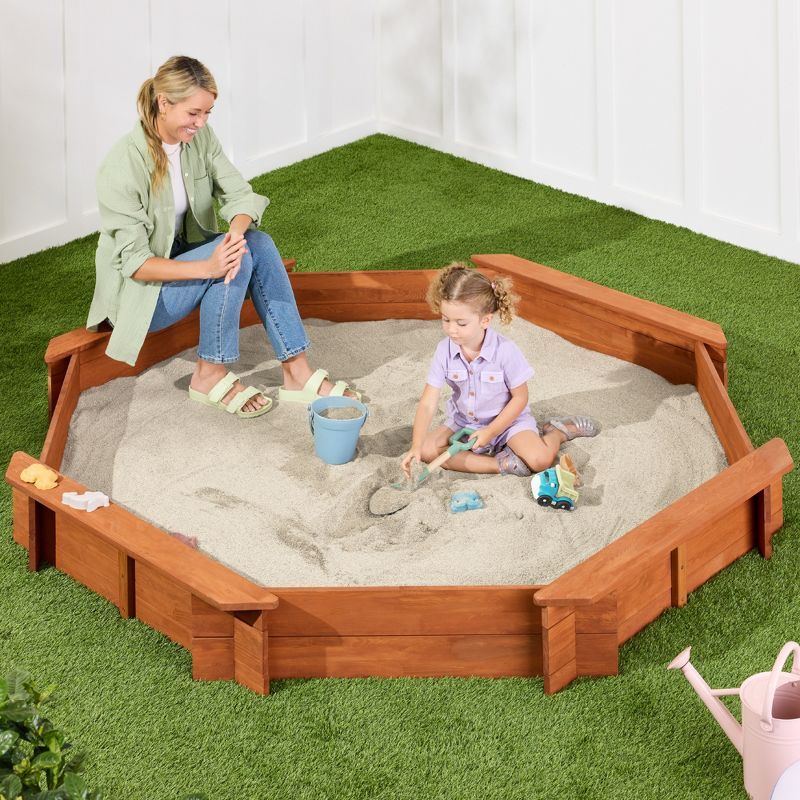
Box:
[760,641,800,732]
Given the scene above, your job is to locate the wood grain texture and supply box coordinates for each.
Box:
[191,637,235,681]
[5,452,278,613]
[268,634,543,679]
[695,341,752,463]
[234,614,269,694]
[53,516,120,606]
[270,586,542,636]
[671,545,687,608]
[12,489,30,548]
[40,355,80,469]
[576,633,618,676]
[118,553,135,619]
[534,438,792,607]
[135,562,193,649]
[471,254,727,355]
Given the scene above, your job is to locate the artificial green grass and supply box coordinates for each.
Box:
[1,133,797,799]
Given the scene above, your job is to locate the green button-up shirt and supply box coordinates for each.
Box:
[87,121,269,365]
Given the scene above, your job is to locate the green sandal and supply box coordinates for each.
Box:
[277,368,361,404]
[188,371,273,418]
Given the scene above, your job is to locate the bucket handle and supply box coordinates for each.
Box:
[760,641,800,732]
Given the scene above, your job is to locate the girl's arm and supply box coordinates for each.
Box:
[401,384,441,476]
[471,383,530,450]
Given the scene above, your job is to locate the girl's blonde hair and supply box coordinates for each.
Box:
[136,55,218,191]
[426,262,519,325]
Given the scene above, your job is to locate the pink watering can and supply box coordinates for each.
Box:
[669,642,800,800]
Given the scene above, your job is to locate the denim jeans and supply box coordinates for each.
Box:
[148,230,310,364]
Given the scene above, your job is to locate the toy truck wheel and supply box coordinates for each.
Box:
[537,496,552,507]
[555,500,572,510]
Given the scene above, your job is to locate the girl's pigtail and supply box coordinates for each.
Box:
[491,276,519,325]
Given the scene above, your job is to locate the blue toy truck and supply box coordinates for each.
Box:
[530,465,579,510]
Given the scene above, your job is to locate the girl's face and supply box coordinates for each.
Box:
[156,88,216,145]
[440,300,492,351]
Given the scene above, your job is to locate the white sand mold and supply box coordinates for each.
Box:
[60,318,727,587]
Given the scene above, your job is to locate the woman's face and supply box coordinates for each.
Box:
[156,88,216,145]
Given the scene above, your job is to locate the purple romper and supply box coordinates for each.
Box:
[426,327,538,454]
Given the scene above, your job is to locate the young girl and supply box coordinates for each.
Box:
[401,263,598,478]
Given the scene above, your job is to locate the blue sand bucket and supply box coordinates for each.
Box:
[308,396,368,465]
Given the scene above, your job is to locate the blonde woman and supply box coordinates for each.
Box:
[87,55,357,417]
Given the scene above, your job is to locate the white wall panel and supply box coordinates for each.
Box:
[150,1,233,155]
[701,0,780,230]
[64,0,150,218]
[531,0,598,178]
[454,0,516,156]
[0,0,378,263]
[305,0,375,136]
[0,0,67,244]
[612,0,684,203]
[230,1,307,162]
[378,0,443,136]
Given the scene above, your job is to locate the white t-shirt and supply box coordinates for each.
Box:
[162,141,189,237]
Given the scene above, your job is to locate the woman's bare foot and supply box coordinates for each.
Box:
[190,363,269,414]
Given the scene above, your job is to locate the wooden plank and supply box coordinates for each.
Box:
[616,555,671,632]
[268,634,543,679]
[191,595,234,638]
[575,595,617,634]
[54,516,120,606]
[27,496,40,572]
[517,295,696,385]
[5,452,279,613]
[671,544,687,608]
[11,489,30,548]
[687,529,754,593]
[47,358,69,418]
[135,562,193,648]
[543,613,577,674]
[191,637,235,681]
[544,660,578,694]
[576,633,618,676]
[39,357,81,470]
[270,586,542,637]
[618,588,672,643]
[234,614,269,694]
[471,254,728,354]
[118,553,136,619]
[695,341,752,463]
[533,438,792,607]
[685,502,753,591]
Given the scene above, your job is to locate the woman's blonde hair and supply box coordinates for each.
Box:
[426,262,519,325]
[136,55,217,191]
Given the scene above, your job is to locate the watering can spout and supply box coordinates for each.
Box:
[668,646,744,756]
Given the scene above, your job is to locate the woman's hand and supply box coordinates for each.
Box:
[469,427,495,452]
[223,231,249,285]
[401,447,424,479]
[203,232,247,281]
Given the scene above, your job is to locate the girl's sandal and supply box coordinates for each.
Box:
[543,415,599,441]
[188,371,273,418]
[496,446,533,477]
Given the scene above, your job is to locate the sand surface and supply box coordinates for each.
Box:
[61,318,727,587]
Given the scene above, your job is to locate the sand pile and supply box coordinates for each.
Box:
[60,318,727,587]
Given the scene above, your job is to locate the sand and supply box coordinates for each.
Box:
[60,317,727,587]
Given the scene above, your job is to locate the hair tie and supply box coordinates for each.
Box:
[490,281,496,290]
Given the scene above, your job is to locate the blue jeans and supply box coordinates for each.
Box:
[148,230,310,364]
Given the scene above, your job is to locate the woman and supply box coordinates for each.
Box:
[87,55,357,417]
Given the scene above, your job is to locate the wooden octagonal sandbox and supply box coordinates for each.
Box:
[5,254,793,695]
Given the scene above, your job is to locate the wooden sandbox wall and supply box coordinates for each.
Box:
[5,254,793,694]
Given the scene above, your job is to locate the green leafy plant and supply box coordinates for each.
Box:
[0,671,101,800]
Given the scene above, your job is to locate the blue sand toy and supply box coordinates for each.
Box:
[450,490,484,513]
[530,465,579,510]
